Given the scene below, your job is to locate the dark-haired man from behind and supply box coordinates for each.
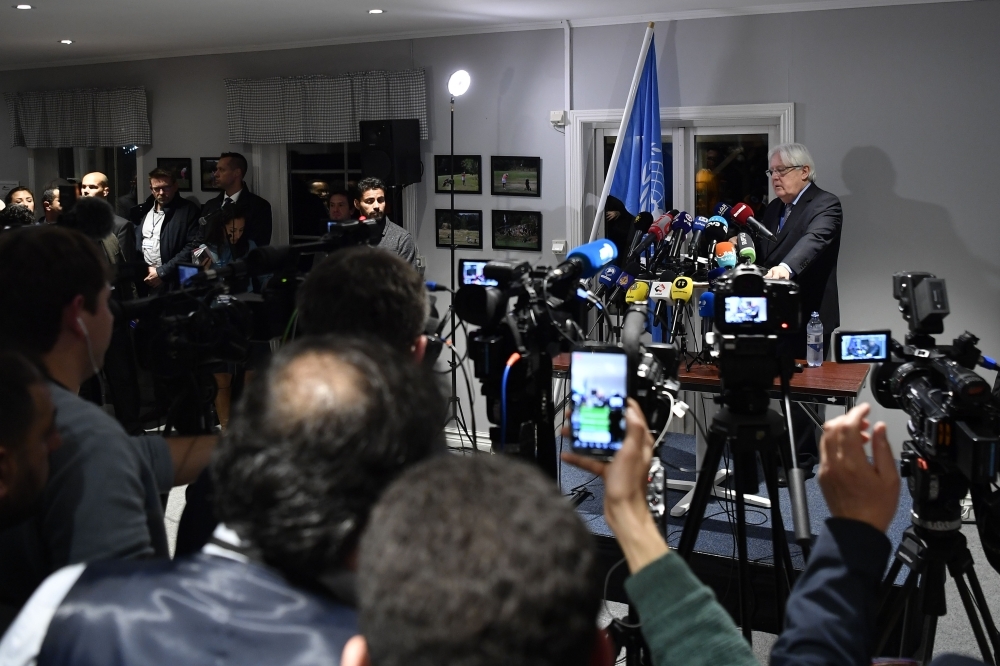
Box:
[297,244,429,360]
[130,168,200,293]
[0,226,215,626]
[355,177,417,267]
[0,336,446,665]
[349,454,607,666]
[201,152,273,247]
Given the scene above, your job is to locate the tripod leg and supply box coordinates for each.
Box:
[917,615,938,666]
[965,567,1000,660]
[677,426,727,559]
[760,450,795,622]
[875,565,919,658]
[951,569,997,665]
[734,448,753,643]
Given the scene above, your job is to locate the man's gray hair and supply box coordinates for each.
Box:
[768,143,817,182]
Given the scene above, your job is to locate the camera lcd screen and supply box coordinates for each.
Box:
[459,260,499,287]
[724,296,768,324]
[177,264,199,287]
[838,332,889,362]
[570,351,628,458]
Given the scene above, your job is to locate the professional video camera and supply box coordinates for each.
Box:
[121,220,376,433]
[453,240,682,477]
[836,271,1000,661]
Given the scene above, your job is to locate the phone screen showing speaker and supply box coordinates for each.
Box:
[835,330,890,363]
[570,350,628,459]
[724,296,768,324]
[458,259,499,287]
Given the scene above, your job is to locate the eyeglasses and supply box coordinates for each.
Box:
[765,165,803,178]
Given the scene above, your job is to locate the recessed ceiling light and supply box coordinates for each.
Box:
[59,39,73,44]
[14,4,33,9]
[368,8,384,14]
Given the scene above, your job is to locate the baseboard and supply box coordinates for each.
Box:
[444,426,493,453]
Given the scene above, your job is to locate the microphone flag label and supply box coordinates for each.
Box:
[609,39,664,220]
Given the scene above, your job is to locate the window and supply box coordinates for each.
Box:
[287,142,362,240]
[34,146,138,217]
[568,104,793,248]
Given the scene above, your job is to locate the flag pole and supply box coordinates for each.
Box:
[588,21,655,243]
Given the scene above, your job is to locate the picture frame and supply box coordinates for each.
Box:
[156,157,193,192]
[490,156,540,197]
[200,157,221,191]
[436,209,484,249]
[491,210,542,252]
[434,155,482,194]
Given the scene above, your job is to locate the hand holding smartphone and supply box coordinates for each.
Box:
[569,345,630,460]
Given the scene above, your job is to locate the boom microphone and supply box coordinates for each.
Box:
[596,265,622,297]
[714,241,737,269]
[729,202,777,242]
[666,211,693,258]
[687,216,709,260]
[546,239,618,295]
[667,276,694,342]
[626,211,674,262]
[625,280,650,304]
[736,232,756,264]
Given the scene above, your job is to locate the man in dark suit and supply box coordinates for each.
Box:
[129,168,201,295]
[756,143,843,474]
[200,152,272,247]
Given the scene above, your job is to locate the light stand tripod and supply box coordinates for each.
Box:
[443,71,475,452]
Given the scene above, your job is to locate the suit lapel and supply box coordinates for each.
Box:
[765,184,821,262]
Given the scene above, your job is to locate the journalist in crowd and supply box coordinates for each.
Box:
[0,335,446,665]
[0,225,215,627]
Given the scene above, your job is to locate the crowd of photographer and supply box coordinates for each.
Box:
[0,151,994,665]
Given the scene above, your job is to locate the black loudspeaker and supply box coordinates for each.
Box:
[359,119,422,187]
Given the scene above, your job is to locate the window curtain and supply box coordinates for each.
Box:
[225,69,428,144]
[4,86,150,148]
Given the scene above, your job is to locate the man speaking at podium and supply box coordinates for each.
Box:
[756,142,843,477]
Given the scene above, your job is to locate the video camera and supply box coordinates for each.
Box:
[453,241,682,475]
[709,264,802,414]
[836,272,1000,563]
[123,219,377,377]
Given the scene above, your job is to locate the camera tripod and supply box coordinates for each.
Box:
[676,360,813,643]
[875,472,1000,665]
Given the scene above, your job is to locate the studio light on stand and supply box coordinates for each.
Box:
[445,69,474,451]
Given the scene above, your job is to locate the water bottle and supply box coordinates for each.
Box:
[806,312,824,367]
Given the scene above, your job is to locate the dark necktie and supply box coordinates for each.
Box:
[224,196,233,208]
[778,202,792,233]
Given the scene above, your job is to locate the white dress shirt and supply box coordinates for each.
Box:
[141,206,165,267]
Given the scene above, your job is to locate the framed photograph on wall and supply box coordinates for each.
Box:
[490,156,540,197]
[434,155,482,194]
[436,209,484,249]
[200,157,221,191]
[491,210,542,252]
[156,157,193,192]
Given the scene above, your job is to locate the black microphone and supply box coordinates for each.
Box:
[625,212,673,264]
[729,203,777,242]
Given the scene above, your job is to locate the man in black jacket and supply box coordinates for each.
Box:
[756,142,843,473]
[200,152,272,247]
[129,168,200,294]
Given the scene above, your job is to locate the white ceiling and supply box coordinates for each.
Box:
[0,0,968,71]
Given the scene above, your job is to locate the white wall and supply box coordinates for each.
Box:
[2,1,999,448]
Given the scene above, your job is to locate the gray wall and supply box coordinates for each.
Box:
[573,2,1000,443]
[1,1,999,448]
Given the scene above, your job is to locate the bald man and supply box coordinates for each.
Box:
[81,172,137,265]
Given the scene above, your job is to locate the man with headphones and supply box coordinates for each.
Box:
[0,225,216,628]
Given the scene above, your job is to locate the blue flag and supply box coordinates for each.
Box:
[609,40,664,219]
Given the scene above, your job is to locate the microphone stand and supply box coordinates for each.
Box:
[444,94,474,453]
